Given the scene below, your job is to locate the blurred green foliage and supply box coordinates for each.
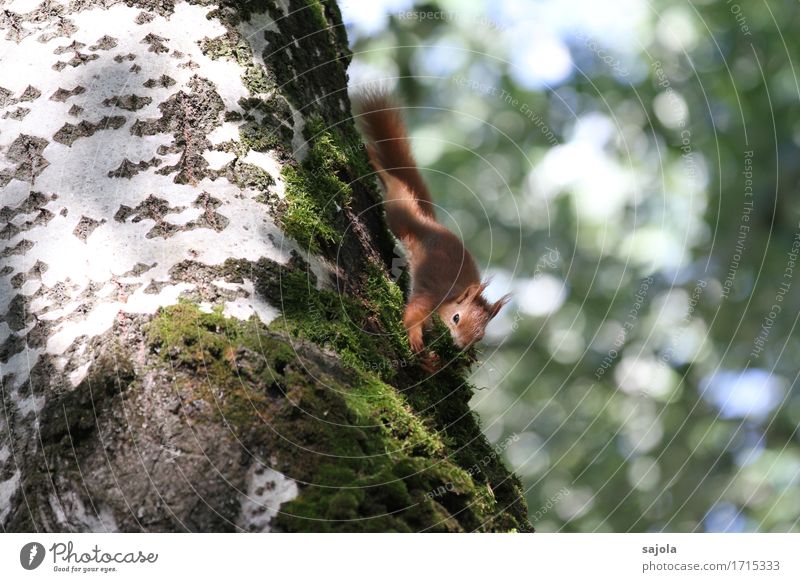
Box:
[341,0,800,531]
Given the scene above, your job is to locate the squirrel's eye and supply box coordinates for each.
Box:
[453,313,460,324]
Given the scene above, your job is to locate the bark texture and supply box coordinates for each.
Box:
[0,0,531,532]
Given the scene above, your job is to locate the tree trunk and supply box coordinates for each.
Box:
[0,0,531,532]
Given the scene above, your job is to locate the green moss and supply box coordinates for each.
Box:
[260,261,403,377]
[260,258,529,529]
[363,261,409,352]
[145,299,527,532]
[274,368,497,532]
[344,374,441,458]
[402,365,531,532]
[280,171,341,253]
[279,118,360,253]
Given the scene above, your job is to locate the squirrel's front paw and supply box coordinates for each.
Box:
[408,327,425,353]
[420,352,441,373]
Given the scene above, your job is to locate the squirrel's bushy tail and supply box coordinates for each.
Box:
[353,90,436,222]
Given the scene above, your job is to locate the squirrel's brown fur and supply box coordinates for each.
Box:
[354,91,510,356]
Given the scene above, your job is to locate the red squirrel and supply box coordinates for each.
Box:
[354,91,511,357]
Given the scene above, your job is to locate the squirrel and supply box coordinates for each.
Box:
[354,91,511,359]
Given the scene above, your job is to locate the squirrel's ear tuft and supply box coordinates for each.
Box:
[489,294,512,319]
[455,284,479,304]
